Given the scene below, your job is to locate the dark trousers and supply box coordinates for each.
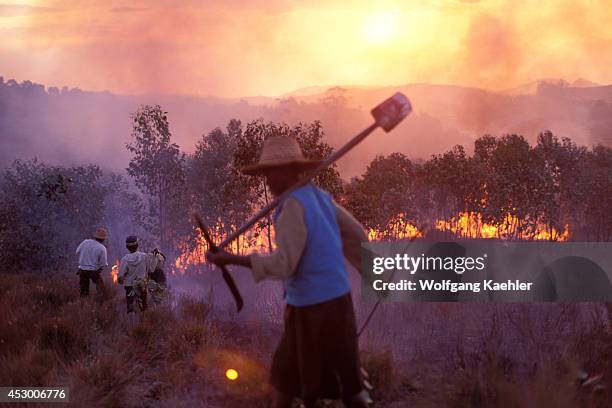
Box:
[78,268,106,299]
[125,285,147,313]
[270,292,363,407]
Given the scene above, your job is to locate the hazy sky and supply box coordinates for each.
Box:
[1,0,611,97]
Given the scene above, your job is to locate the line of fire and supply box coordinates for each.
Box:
[170,210,570,276]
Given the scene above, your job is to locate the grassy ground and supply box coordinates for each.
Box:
[0,273,275,407]
[1,273,611,407]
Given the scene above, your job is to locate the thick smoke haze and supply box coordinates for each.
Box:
[1,78,611,178]
[1,0,612,177]
[1,0,612,97]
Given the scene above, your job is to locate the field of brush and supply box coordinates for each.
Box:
[1,271,611,407]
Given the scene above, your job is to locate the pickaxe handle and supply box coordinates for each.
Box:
[194,214,244,312]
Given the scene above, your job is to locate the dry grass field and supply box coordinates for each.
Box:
[1,273,611,407]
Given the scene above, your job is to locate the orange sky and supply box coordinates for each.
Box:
[1,0,611,97]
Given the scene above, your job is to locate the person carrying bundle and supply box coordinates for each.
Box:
[117,236,166,313]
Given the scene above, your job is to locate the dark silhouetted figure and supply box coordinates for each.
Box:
[533,256,612,301]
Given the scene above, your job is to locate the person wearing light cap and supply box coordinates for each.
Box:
[207,136,370,408]
[75,227,109,299]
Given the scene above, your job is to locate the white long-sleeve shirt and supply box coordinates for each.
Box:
[76,239,108,271]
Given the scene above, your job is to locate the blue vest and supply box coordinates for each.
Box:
[278,183,350,307]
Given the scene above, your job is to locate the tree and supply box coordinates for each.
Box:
[420,145,486,238]
[293,121,343,198]
[344,153,415,235]
[187,120,257,253]
[233,119,344,249]
[126,105,188,256]
[234,119,343,197]
[581,145,612,240]
[0,160,111,272]
[533,131,565,240]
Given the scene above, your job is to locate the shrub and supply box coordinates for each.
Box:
[39,317,89,360]
[68,352,150,408]
[0,345,56,386]
[178,294,211,322]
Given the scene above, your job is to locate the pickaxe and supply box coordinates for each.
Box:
[197,92,412,312]
[194,214,244,311]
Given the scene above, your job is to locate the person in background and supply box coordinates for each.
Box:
[207,136,371,408]
[147,248,167,305]
[75,227,108,299]
[117,236,165,313]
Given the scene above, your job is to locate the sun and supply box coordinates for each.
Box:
[363,10,398,43]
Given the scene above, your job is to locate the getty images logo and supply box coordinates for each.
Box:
[372,253,488,275]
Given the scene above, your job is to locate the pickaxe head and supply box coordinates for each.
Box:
[371,92,412,132]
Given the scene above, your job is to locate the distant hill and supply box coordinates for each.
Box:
[505,78,601,96]
[1,76,611,178]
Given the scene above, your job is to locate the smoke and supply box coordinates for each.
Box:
[1,77,609,178]
[1,1,611,173]
[459,13,523,89]
[1,0,296,97]
[2,1,612,97]
[453,0,612,91]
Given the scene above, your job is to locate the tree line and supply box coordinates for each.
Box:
[1,104,610,273]
[345,132,612,241]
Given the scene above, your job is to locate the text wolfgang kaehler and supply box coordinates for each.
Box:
[371,254,533,292]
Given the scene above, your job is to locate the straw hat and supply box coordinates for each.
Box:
[241,136,321,176]
[94,228,108,240]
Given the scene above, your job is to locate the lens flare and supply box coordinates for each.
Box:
[225,368,239,381]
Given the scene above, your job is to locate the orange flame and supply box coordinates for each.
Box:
[368,212,422,241]
[173,220,276,274]
[435,212,569,241]
[172,211,569,274]
[111,260,119,283]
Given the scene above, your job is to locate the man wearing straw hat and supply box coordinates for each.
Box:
[207,136,370,408]
[76,227,109,299]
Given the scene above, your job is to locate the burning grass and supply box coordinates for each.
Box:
[435,211,570,241]
[171,209,572,277]
[367,211,571,242]
[173,223,276,275]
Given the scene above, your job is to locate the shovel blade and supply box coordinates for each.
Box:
[371,92,412,132]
